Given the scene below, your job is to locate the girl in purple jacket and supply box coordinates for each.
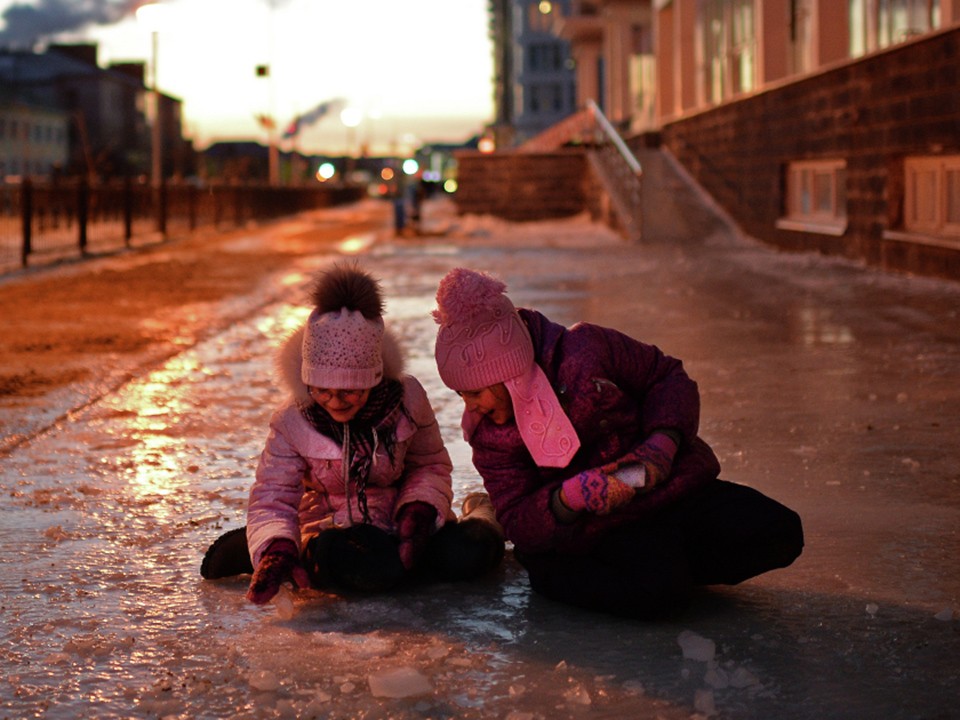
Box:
[432,267,802,618]
[201,263,504,603]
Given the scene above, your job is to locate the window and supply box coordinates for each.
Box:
[791,0,815,74]
[904,156,960,238]
[701,0,756,105]
[778,159,848,234]
[528,43,563,72]
[849,0,941,57]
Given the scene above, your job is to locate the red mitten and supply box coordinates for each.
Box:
[245,539,310,605]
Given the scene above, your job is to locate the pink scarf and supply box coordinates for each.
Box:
[461,362,580,468]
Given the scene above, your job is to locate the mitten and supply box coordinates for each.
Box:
[603,431,679,490]
[396,501,437,570]
[245,538,310,605]
[559,468,635,515]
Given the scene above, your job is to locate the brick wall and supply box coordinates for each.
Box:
[453,149,588,222]
[658,28,960,280]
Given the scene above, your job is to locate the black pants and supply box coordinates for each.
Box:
[304,520,505,593]
[201,518,504,593]
[514,480,804,618]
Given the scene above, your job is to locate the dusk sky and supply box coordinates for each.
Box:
[0,0,496,155]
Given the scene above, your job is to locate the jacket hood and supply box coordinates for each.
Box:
[277,323,406,405]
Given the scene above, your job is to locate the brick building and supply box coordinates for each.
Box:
[654,0,960,279]
[505,0,960,280]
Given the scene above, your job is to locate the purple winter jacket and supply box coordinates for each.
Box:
[469,308,721,555]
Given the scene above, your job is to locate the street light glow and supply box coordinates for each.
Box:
[135,3,166,30]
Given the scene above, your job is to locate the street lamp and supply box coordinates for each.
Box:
[340,106,362,180]
[136,3,163,187]
[340,107,363,156]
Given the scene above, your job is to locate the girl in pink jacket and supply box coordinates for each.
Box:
[202,263,504,603]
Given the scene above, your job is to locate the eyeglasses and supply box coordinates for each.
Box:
[308,387,368,403]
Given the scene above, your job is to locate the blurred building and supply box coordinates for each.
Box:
[0,43,191,182]
[0,95,69,179]
[555,1,657,134]
[510,0,960,278]
[488,0,578,147]
[652,0,960,278]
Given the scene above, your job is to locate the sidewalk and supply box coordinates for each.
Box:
[1,190,958,719]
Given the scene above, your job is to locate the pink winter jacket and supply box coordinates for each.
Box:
[246,326,454,567]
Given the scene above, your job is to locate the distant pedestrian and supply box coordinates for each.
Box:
[201,263,504,604]
[431,267,803,618]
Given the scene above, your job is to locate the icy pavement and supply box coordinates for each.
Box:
[1,198,959,719]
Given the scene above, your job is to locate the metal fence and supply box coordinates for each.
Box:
[0,179,365,274]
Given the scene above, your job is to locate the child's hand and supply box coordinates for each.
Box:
[245,539,309,605]
[560,468,635,515]
[396,501,437,569]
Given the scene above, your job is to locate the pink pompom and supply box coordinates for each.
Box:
[432,268,507,324]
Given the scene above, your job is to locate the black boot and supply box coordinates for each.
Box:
[200,527,254,579]
[426,493,506,581]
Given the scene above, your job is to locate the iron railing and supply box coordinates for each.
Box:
[585,99,644,241]
[0,179,365,274]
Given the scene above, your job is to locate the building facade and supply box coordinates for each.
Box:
[556,0,657,134]
[654,0,960,278]
[0,99,69,179]
[489,0,579,147]
[0,43,189,182]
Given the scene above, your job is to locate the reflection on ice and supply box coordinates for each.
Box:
[796,306,855,346]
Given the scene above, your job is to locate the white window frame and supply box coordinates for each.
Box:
[904,155,960,239]
[848,0,941,57]
[699,0,756,106]
[777,159,848,235]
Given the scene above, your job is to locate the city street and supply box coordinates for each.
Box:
[1,194,958,720]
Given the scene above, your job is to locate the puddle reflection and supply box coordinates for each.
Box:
[796,306,854,346]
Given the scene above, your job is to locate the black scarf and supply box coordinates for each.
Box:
[301,379,405,524]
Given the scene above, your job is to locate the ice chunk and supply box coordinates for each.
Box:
[368,667,432,698]
[562,683,592,705]
[249,669,280,692]
[425,645,449,660]
[694,688,716,716]
[729,667,760,688]
[677,630,716,662]
[865,603,879,616]
[43,525,69,542]
[934,607,954,621]
[309,631,395,660]
[622,679,645,695]
[704,666,729,688]
[274,589,295,620]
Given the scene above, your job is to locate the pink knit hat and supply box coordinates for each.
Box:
[433,268,580,468]
[300,263,385,389]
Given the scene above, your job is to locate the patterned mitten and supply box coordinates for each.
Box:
[560,468,635,515]
[396,501,437,570]
[245,539,309,605]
